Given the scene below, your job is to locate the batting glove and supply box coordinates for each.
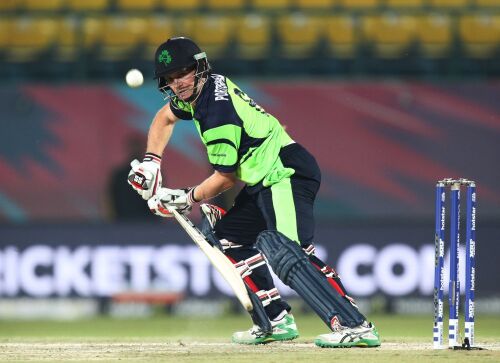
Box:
[148,187,199,217]
[127,153,162,200]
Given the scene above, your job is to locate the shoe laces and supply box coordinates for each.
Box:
[350,322,373,335]
[249,325,268,338]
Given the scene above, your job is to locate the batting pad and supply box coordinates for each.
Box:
[256,230,365,329]
[247,285,273,335]
[200,211,224,251]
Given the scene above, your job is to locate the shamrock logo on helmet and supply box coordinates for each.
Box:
[158,50,172,66]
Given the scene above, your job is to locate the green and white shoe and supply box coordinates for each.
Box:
[232,313,299,345]
[314,321,381,348]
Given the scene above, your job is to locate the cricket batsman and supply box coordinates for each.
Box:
[128,37,381,348]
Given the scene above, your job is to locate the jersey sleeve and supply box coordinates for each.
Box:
[169,97,193,120]
[203,123,241,173]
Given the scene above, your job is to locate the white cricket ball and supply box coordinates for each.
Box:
[125,69,144,88]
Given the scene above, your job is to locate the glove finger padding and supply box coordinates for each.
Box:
[147,194,175,218]
[149,187,194,217]
[127,154,162,200]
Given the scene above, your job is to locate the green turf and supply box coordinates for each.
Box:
[0,314,499,362]
[1,314,499,340]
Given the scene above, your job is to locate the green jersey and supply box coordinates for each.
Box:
[169,73,294,187]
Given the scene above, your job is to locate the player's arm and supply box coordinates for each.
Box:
[191,170,237,202]
[149,124,239,217]
[148,170,236,218]
[146,103,179,156]
[128,104,179,200]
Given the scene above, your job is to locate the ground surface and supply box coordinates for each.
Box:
[0,314,498,362]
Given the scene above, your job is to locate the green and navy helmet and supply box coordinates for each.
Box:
[154,37,210,102]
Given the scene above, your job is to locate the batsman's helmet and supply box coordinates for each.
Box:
[154,37,210,102]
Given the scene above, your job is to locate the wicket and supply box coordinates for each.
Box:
[433,178,477,350]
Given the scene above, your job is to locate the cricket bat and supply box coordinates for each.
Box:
[167,206,254,311]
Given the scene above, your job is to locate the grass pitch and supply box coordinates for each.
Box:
[0,314,499,362]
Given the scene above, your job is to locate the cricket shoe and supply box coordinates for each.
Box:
[232,312,299,345]
[314,319,381,348]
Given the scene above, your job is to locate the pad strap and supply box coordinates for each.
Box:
[256,288,281,307]
[234,252,267,278]
[220,238,243,250]
[303,244,315,255]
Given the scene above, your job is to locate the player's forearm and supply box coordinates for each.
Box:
[146,106,176,156]
[193,171,236,202]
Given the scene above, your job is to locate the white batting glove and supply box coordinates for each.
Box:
[148,187,199,217]
[127,153,162,200]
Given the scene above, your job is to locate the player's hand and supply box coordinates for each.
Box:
[147,187,198,217]
[127,153,162,200]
